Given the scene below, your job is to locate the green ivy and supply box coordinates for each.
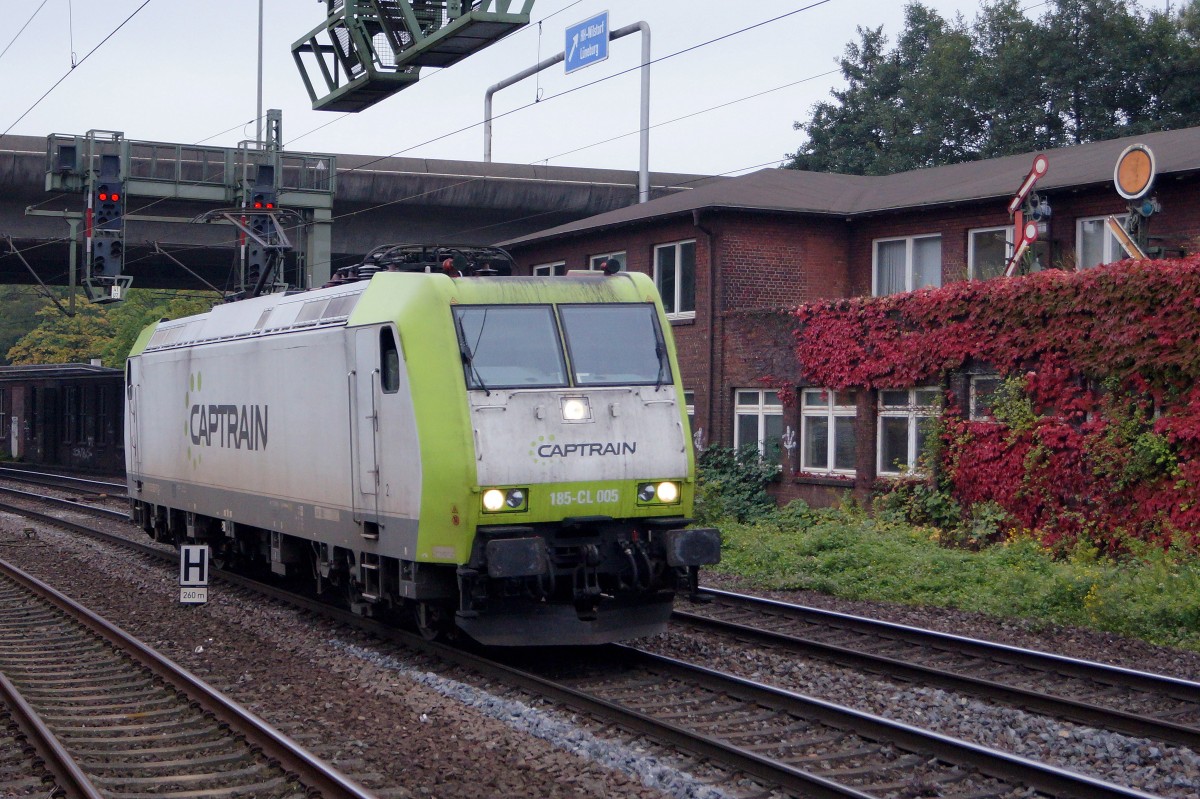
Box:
[694,445,779,524]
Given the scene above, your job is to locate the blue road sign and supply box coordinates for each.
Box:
[565,11,609,74]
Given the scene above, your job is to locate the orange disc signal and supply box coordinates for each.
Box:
[1114,144,1156,200]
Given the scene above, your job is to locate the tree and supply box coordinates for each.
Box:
[5,289,215,368]
[1040,0,1145,143]
[5,302,113,366]
[788,24,901,175]
[0,288,47,365]
[786,0,1200,175]
[971,0,1055,157]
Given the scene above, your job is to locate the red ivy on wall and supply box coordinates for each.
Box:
[791,257,1200,549]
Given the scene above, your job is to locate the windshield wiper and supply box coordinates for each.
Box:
[453,312,490,395]
[654,340,668,391]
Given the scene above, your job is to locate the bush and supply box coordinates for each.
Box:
[694,445,778,524]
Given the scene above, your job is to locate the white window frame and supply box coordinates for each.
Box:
[967,226,1012,281]
[969,375,1002,422]
[1076,214,1128,269]
[733,389,782,455]
[877,387,941,476]
[533,261,566,277]
[653,240,697,319]
[872,234,942,296]
[588,251,626,271]
[683,390,695,429]
[800,388,857,475]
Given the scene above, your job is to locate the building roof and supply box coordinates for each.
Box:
[500,126,1200,247]
[0,363,122,381]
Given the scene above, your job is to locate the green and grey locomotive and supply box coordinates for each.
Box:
[125,247,719,645]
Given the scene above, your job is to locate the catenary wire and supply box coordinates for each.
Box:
[0,0,50,65]
[2,0,153,137]
[4,3,839,271]
[294,0,833,172]
[21,1,1093,290]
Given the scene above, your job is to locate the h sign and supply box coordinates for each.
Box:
[180,544,210,604]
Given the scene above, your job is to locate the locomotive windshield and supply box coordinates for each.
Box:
[453,303,670,390]
[560,304,670,386]
[454,305,569,389]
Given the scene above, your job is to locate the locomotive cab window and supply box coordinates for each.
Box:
[453,305,568,390]
[380,328,401,394]
[560,304,669,386]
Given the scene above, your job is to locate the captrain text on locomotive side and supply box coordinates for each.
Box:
[123,245,720,645]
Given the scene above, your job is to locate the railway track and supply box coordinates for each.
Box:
[676,589,1200,751]
[500,644,1168,799]
[0,486,1184,798]
[0,690,69,797]
[0,465,126,498]
[0,555,377,799]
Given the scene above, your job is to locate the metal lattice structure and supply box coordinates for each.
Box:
[292,0,535,112]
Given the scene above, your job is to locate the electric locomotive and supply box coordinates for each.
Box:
[124,246,719,645]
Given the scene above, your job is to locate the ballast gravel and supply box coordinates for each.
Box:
[0,512,748,799]
[2,504,1199,798]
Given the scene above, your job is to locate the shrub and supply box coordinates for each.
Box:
[694,445,778,524]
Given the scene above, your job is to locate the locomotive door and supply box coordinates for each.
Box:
[126,360,141,477]
[351,328,380,520]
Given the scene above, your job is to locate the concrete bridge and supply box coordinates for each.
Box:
[0,133,713,296]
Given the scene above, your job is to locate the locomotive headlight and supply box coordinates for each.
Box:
[656,481,680,504]
[482,487,528,513]
[637,481,681,505]
[483,489,506,511]
[560,396,591,422]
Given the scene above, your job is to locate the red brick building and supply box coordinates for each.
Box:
[499,128,1200,506]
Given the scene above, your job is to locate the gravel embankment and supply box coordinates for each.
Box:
[0,511,752,799]
[2,502,1198,798]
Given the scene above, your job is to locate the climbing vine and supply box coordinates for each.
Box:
[791,257,1200,551]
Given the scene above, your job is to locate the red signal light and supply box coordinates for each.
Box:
[98,192,109,201]
[111,193,120,201]
[266,202,274,209]
[253,201,263,209]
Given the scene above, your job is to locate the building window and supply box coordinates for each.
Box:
[683,390,695,430]
[63,386,80,444]
[877,387,941,475]
[654,240,696,318]
[968,227,1010,281]
[969,375,1002,421]
[734,389,782,458]
[588,251,626,271]
[873,235,942,296]
[1077,215,1128,269]
[95,386,109,445]
[800,389,857,474]
[533,261,566,277]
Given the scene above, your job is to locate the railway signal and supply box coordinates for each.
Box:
[244,169,280,295]
[1004,155,1050,277]
[87,154,129,298]
[1112,144,1160,258]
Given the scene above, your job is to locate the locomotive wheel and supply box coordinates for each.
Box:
[414,602,448,641]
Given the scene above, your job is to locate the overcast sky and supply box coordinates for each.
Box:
[4,0,1049,177]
